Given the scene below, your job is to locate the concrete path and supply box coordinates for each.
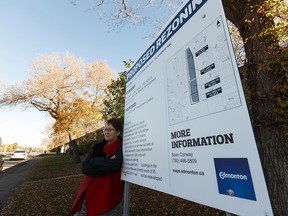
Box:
[0,156,43,210]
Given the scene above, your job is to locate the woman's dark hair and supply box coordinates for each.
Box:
[106,118,122,132]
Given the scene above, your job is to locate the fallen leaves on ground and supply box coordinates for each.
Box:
[129,184,225,216]
[0,175,84,216]
[1,177,225,216]
[0,154,225,216]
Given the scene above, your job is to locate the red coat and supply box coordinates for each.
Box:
[69,139,124,216]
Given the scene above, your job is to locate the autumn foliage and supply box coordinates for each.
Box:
[0,52,118,150]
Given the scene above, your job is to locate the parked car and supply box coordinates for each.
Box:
[0,156,4,170]
[10,150,28,160]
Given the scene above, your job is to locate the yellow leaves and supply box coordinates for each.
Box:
[244,18,253,25]
[29,52,85,94]
[273,71,288,127]
[1,51,119,147]
[53,96,103,141]
[86,61,117,92]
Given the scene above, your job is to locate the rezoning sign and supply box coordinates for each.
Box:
[121,0,273,215]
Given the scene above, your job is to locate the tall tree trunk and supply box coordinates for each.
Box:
[223,1,288,215]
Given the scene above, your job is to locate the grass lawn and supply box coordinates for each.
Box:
[0,154,225,216]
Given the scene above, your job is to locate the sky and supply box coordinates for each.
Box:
[0,0,173,148]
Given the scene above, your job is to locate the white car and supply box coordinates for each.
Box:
[10,150,28,160]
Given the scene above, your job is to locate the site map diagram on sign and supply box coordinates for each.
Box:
[166,16,242,125]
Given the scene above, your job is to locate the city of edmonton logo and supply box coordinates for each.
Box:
[214,158,256,201]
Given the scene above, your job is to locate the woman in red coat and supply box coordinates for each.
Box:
[69,118,124,216]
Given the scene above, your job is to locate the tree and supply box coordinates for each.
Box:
[0,52,117,163]
[102,60,133,123]
[53,97,103,160]
[71,0,183,31]
[46,128,68,153]
[77,1,288,214]
[222,1,288,215]
[102,72,126,121]
[86,61,118,107]
[4,143,19,153]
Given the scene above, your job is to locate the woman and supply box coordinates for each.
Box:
[69,118,124,216]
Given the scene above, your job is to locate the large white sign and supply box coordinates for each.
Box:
[121,0,273,215]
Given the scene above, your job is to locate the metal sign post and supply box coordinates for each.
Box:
[123,181,131,216]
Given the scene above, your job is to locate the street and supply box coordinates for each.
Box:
[2,160,25,171]
[1,152,40,171]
